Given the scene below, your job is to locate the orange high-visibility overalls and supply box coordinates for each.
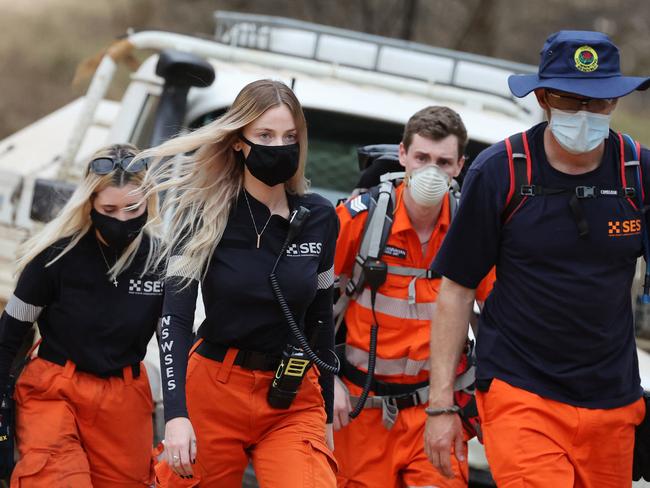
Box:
[334,184,493,488]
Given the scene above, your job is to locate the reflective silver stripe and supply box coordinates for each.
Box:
[5,294,43,323]
[317,265,334,290]
[166,255,199,281]
[346,344,429,376]
[385,265,427,277]
[346,345,474,390]
[355,288,435,321]
[385,265,428,305]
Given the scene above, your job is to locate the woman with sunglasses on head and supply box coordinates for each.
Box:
[0,144,163,487]
[140,79,338,487]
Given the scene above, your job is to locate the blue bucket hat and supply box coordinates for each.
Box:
[508,30,650,99]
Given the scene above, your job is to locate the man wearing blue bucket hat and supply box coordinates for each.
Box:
[423,30,650,486]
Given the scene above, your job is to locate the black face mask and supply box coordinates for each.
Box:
[90,208,148,251]
[239,135,300,187]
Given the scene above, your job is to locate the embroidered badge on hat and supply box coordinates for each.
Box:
[508,30,650,98]
[574,45,598,73]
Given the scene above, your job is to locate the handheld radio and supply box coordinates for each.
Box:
[268,207,339,409]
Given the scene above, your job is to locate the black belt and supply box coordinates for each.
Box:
[342,358,428,397]
[38,347,140,379]
[195,340,279,372]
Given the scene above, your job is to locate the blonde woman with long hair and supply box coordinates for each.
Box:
[143,79,338,487]
[0,144,163,487]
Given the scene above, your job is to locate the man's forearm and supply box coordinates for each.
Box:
[429,277,476,407]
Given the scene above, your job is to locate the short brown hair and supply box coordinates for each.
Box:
[402,106,467,158]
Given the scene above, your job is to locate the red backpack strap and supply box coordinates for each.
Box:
[618,132,644,210]
[502,132,532,224]
[638,140,645,205]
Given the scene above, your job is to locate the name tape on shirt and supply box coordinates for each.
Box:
[286,242,323,257]
[128,279,164,295]
[383,245,407,259]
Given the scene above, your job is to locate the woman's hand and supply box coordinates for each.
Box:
[164,417,197,478]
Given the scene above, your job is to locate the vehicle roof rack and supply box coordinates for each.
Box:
[214,11,537,108]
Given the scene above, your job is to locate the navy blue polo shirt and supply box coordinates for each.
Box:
[433,122,649,408]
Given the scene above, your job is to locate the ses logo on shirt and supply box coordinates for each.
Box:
[608,219,642,237]
[128,279,164,296]
[286,242,323,257]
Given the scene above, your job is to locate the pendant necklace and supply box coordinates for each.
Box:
[243,190,273,249]
[97,241,119,287]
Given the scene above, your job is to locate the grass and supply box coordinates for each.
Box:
[612,109,650,146]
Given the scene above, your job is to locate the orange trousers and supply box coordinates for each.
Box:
[155,348,337,487]
[10,357,155,487]
[476,378,646,488]
[333,380,468,488]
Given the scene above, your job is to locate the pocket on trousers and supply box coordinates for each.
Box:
[305,438,338,475]
[12,448,91,487]
[185,353,201,384]
[154,460,201,487]
[634,395,647,426]
[301,371,325,408]
[133,369,155,413]
[11,452,50,486]
[14,359,54,402]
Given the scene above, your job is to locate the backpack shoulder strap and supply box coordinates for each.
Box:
[448,179,461,220]
[502,131,532,225]
[345,180,396,298]
[364,180,394,260]
[618,132,644,210]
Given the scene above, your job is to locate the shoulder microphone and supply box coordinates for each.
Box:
[284,206,311,249]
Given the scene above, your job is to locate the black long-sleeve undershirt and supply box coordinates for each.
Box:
[159,191,338,423]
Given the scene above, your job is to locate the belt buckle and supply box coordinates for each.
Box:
[393,391,420,408]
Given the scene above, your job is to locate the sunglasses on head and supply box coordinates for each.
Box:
[87,156,148,175]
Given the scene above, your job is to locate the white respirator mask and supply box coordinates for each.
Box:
[549,108,611,154]
[406,164,451,207]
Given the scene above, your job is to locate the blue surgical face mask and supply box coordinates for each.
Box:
[549,108,611,154]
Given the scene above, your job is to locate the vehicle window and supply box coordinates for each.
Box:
[303,109,402,195]
[189,108,488,199]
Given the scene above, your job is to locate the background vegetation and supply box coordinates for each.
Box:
[1,0,648,143]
